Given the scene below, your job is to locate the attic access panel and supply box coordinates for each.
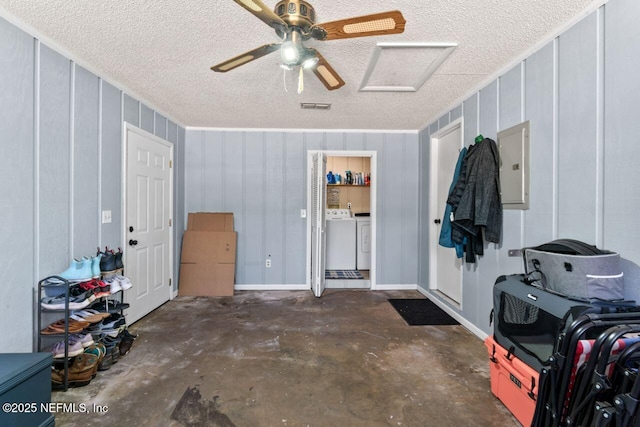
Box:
[359,42,457,92]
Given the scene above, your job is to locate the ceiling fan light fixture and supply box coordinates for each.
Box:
[302,56,319,69]
[281,41,300,65]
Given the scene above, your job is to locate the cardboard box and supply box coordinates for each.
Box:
[181,231,237,264]
[187,212,234,232]
[178,263,235,297]
[179,212,237,297]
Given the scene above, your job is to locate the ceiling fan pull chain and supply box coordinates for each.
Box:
[283,66,288,93]
[297,67,304,94]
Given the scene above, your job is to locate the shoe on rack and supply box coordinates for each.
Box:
[93,280,111,298]
[90,254,101,279]
[59,258,93,283]
[113,275,132,291]
[104,276,122,294]
[89,299,130,314]
[41,318,88,334]
[119,333,134,356]
[98,347,115,371]
[98,247,120,274]
[101,313,126,330]
[42,276,69,298]
[69,332,94,348]
[84,343,106,367]
[50,339,84,359]
[70,311,103,324]
[114,248,124,270]
[75,309,110,320]
[51,353,99,388]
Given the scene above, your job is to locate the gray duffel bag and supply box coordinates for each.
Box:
[523,239,624,301]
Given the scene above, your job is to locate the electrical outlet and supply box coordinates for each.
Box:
[266,259,271,268]
[347,202,352,209]
[101,210,112,224]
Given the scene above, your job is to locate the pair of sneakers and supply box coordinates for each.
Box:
[102,275,132,293]
[50,333,94,358]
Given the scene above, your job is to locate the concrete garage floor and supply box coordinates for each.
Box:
[52,290,517,426]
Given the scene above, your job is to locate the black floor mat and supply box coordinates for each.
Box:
[388,298,460,326]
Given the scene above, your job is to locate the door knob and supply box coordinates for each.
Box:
[129,239,138,246]
[434,219,441,224]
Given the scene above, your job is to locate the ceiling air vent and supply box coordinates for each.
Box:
[300,103,331,110]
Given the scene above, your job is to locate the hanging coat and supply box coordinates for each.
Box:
[439,147,467,258]
[447,138,502,262]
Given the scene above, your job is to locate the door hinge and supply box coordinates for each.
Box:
[169,160,172,168]
[169,218,172,227]
[169,278,172,287]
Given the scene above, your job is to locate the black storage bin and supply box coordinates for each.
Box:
[0,353,55,427]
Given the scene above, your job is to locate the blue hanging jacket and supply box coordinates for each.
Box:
[439,147,467,258]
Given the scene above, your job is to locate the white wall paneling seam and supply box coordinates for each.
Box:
[595,7,605,247]
[69,62,75,258]
[97,78,103,247]
[33,38,40,287]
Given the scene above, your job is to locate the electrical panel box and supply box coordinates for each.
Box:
[498,121,530,210]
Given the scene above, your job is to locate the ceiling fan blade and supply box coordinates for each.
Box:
[311,10,406,41]
[232,0,288,31]
[211,43,281,73]
[312,51,345,91]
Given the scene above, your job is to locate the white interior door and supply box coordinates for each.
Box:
[125,126,172,323]
[311,153,327,297]
[432,124,463,304]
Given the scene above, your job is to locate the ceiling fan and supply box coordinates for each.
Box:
[211,0,406,90]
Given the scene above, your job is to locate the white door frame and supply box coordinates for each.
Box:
[428,119,464,307]
[121,122,175,306]
[305,150,377,291]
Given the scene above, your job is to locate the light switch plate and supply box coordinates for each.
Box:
[101,210,112,224]
[300,209,307,218]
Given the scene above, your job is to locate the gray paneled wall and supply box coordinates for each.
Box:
[0,16,185,352]
[0,17,34,353]
[419,0,640,336]
[185,130,420,286]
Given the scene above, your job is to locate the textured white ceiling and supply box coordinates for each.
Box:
[0,0,597,130]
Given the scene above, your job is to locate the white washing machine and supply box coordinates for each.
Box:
[356,216,371,270]
[325,209,356,270]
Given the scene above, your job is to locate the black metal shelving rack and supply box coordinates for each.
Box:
[37,275,71,392]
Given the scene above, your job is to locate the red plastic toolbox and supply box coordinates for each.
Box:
[485,336,539,426]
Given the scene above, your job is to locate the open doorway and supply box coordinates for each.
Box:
[306,151,377,296]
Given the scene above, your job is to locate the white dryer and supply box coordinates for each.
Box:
[355,216,371,270]
[325,209,356,270]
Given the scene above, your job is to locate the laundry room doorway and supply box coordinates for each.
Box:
[306,151,377,296]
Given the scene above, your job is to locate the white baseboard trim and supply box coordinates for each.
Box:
[374,284,418,290]
[417,287,488,340]
[234,284,310,291]
[326,279,370,289]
